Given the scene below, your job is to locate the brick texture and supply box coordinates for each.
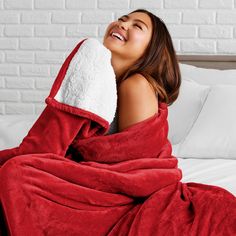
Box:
[0,0,235,114]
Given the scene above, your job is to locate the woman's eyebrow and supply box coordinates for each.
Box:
[120,15,149,29]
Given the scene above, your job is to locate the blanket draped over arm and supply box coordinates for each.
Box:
[0,38,236,236]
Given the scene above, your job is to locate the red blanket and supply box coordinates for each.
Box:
[0,102,236,235]
[0,37,236,235]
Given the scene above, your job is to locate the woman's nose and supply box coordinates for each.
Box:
[118,21,129,30]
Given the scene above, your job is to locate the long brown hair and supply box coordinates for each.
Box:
[116,9,181,106]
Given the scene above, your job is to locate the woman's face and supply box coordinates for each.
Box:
[103,12,153,63]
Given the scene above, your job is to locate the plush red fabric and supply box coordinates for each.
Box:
[0,102,236,235]
[0,37,236,235]
[0,38,109,167]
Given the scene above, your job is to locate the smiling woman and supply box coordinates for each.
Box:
[103,10,154,80]
[103,9,181,106]
[0,7,236,236]
[103,8,181,134]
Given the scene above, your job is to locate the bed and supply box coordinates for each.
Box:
[0,55,236,197]
[172,55,236,196]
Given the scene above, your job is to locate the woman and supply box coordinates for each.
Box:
[103,9,181,133]
[0,9,235,236]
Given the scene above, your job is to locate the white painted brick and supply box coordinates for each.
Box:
[50,39,71,51]
[5,103,34,114]
[5,25,33,37]
[0,103,4,114]
[181,40,216,53]
[153,11,181,24]
[20,38,49,50]
[199,0,233,9]
[0,90,20,102]
[67,25,97,37]
[50,65,62,77]
[35,77,54,90]
[35,0,64,9]
[0,65,18,76]
[217,11,236,24]
[0,26,3,36]
[115,10,134,19]
[182,11,215,24]
[35,25,64,37]
[6,52,34,63]
[4,0,33,9]
[98,25,109,37]
[199,26,233,39]
[21,90,48,102]
[20,65,50,77]
[35,103,46,115]
[130,0,162,8]
[0,39,17,49]
[52,11,80,24]
[50,38,81,51]
[217,40,236,53]
[0,52,4,63]
[172,39,180,52]
[0,77,4,88]
[164,0,197,9]
[5,77,34,89]
[120,8,146,14]
[35,52,64,64]
[0,12,19,23]
[21,12,50,24]
[167,25,197,38]
[82,11,113,23]
[0,1,235,112]
[99,0,129,9]
[66,0,96,9]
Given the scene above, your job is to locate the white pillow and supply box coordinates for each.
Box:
[180,63,236,86]
[167,79,210,145]
[0,115,38,149]
[177,84,236,159]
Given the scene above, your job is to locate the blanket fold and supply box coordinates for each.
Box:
[0,38,117,166]
[1,101,236,235]
[0,38,236,236]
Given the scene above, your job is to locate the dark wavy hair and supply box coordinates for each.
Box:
[116,9,181,106]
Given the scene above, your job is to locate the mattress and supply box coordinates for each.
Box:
[177,157,236,196]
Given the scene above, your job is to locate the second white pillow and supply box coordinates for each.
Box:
[168,79,210,145]
[178,84,236,159]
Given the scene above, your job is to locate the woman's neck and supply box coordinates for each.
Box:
[111,53,134,79]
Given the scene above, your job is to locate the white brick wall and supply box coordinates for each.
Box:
[0,0,236,114]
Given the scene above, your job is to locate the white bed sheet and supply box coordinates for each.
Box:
[177,157,236,196]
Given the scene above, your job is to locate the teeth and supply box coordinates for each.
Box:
[112,32,125,41]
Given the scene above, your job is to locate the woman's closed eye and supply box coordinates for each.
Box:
[118,18,143,30]
[134,24,142,29]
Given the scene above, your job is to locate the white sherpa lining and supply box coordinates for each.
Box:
[54,38,117,124]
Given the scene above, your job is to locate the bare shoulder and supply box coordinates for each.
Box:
[117,73,159,132]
